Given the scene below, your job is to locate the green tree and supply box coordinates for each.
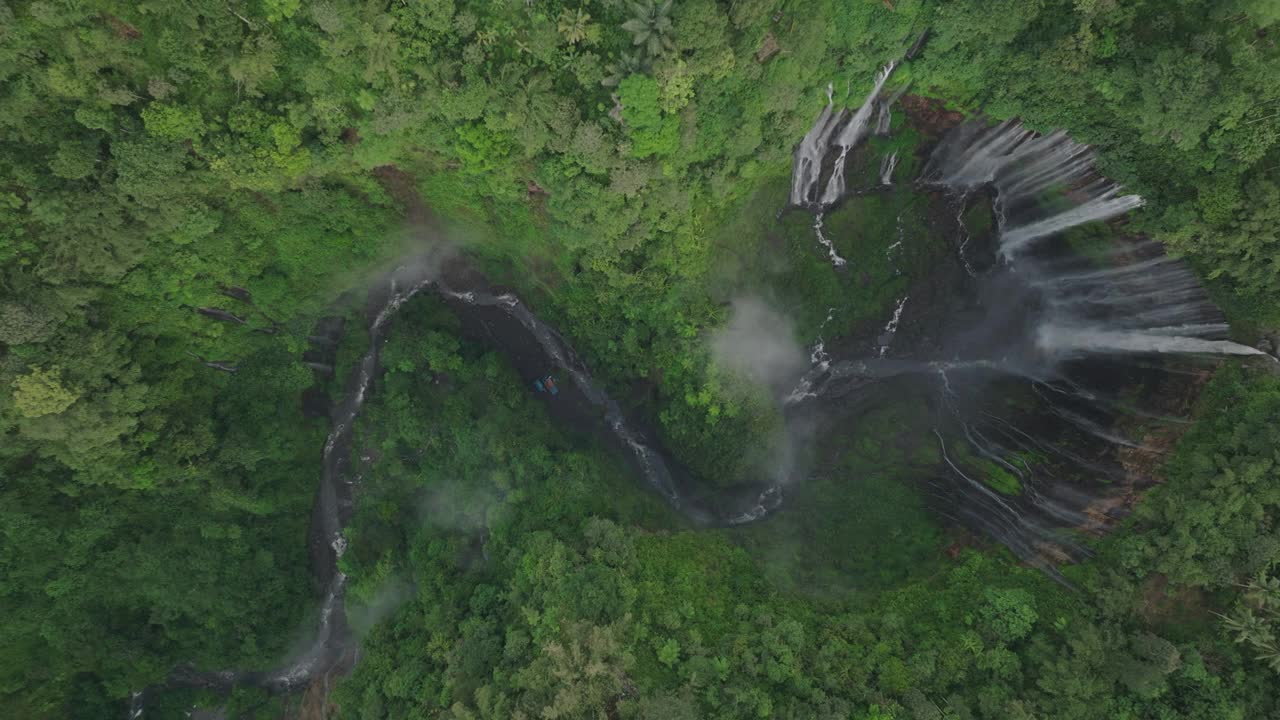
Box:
[558,8,598,46]
[621,0,675,58]
[617,75,678,158]
[979,588,1038,643]
[11,366,78,418]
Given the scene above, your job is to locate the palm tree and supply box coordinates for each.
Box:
[1221,606,1275,647]
[558,8,593,45]
[1243,571,1280,612]
[621,0,674,58]
[601,51,650,87]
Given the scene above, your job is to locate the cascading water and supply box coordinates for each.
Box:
[435,283,687,508]
[874,101,892,137]
[877,296,908,357]
[789,62,899,209]
[778,94,1271,572]
[879,151,899,186]
[1038,325,1266,357]
[920,121,1147,256]
[818,61,898,205]
[786,308,837,404]
[128,265,436,717]
[811,212,847,267]
[787,61,909,268]
[921,118,1263,361]
[908,119,1269,564]
[788,83,841,209]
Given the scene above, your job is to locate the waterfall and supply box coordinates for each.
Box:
[922,121,1145,256]
[788,62,900,208]
[818,61,898,205]
[922,118,1263,361]
[999,192,1146,256]
[874,102,892,137]
[1029,249,1265,358]
[725,486,784,525]
[785,308,836,404]
[788,83,841,207]
[879,151,899,186]
[1038,325,1265,357]
[901,118,1272,568]
[787,63,902,268]
[777,105,1270,573]
[877,296,909,357]
[921,120,1043,190]
[812,212,847,268]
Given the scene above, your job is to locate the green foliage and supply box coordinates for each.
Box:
[731,396,944,595]
[602,51,651,88]
[982,463,1023,496]
[140,103,206,142]
[1114,366,1280,587]
[0,301,61,345]
[2,0,1279,716]
[618,74,679,158]
[1221,569,1280,673]
[328,300,1280,720]
[11,366,78,418]
[621,0,675,59]
[980,587,1039,643]
[558,8,599,46]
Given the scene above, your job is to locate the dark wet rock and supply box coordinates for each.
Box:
[906,29,931,60]
[301,387,330,419]
[900,95,965,137]
[196,307,247,324]
[314,316,346,342]
[303,361,334,377]
[755,32,780,63]
[218,285,253,303]
[186,351,238,374]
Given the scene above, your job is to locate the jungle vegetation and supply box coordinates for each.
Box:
[1,0,1278,718]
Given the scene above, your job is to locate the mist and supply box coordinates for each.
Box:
[710,296,809,400]
[418,477,506,534]
[347,578,415,638]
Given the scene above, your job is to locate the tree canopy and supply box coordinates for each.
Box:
[0,0,1277,717]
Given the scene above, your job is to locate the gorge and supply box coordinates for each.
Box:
[133,65,1270,713]
[4,2,1279,719]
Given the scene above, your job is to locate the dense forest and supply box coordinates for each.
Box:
[1,0,1279,718]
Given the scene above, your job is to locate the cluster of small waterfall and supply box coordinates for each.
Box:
[919,121,1263,360]
[789,63,900,209]
[784,63,1268,573]
[790,61,904,268]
